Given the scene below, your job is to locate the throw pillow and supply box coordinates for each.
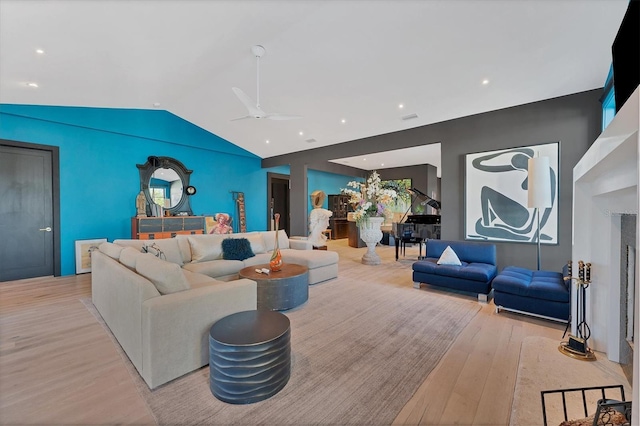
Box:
[135,255,190,295]
[119,247,151,270]
[141,238,184,266]
[221,238,255,261]
[98,242,123,260]
[187,234,225,263]
[437,245,462,266]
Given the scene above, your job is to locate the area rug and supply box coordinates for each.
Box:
[84,276,480,425]
[510,336,631,426]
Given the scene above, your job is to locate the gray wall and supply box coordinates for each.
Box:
[264,89,603,271]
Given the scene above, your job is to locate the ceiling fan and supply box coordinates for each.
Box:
[231,45,302,121]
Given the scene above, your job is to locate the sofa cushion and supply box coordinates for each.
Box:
[228,233,266,254]
[221,238,255,261]
[181,269,220,288]
[187,234,226,263]
[412,258,497,283]
[114,238,185,266]
[493,266,569,303]
[261,230,290,250]
[281,248,339,268]
[135,255,190,295]
[426,239,496,266]
[99,242,123,259]
[437,246,462,266]
[182,258,245,278]
[119,247,152,270]
[140,239,184,266]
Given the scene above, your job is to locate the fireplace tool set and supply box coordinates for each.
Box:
[559,260,597,360]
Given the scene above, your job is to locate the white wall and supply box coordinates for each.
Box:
[572,88,639,425]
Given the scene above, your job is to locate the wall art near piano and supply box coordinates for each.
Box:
[464,142,559,244]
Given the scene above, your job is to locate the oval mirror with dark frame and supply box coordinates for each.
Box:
[137,156,194,216]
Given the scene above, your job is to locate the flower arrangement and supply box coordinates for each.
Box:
[341,171,400,225]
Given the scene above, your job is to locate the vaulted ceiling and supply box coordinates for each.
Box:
[0,0,629,174]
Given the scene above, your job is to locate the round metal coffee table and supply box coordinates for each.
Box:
[209,310,290,404]
[239,263,309,311]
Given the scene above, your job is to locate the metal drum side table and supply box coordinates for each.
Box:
[239,263,309,311]
[209,310,291,404]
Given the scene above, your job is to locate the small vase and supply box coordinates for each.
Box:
[270,213,283,272]
[359,216,385,265]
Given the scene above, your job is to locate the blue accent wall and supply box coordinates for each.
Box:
[0,105,270,276]
[307,169,358,211]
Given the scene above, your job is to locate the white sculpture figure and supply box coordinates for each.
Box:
[308,208,333,247]
[308,190,332,248]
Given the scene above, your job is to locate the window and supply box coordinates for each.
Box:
[601,65,616,130]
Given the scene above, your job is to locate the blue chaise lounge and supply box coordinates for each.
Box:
[412,239,498,301]
[493,266,570,322]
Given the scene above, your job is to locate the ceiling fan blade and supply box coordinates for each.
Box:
[265,113,303,121]
[230,115,252,122]
[231,87,263,116]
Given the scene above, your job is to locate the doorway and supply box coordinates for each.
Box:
[267,172,290,237]
[0,140,61,281]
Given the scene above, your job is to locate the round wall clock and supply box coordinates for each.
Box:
[185,185,197,196]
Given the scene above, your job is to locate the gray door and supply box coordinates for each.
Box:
[0,145,54,281]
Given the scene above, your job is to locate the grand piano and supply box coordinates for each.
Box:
[393,188,441,260]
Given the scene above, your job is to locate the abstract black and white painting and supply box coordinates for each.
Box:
[464,142,559,244]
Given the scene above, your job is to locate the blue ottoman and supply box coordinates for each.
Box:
[493,266,570,322]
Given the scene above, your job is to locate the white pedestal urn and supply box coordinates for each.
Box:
[359,216,385,265]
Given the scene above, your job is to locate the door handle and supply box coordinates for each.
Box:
[39,227,52,232]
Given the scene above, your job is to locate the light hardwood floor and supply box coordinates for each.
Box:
[0,239,600,425]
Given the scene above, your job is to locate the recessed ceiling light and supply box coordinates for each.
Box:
[398,103,404,109]
[299,131,304,136]
[265,139,270,144]
[341,119,346,124]
[26,82,38,88]
[381,163,384,166]
[35,48,44,54]
[153,102,161,108]
[482,79,490,85]
[363,158,367,161]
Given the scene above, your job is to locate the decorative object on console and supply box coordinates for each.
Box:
[559,260,596,361]
[210,213,233,234]
[527,154,553,270]
[465,142,558,245]
[136,191,147,217]
[270,213,283,272]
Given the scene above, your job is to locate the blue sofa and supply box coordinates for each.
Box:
[412,240,498,301]
[493,266,570,322]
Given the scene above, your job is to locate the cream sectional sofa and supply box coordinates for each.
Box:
[91,230,338,389]
[114,230,339,285]
[91,242,257,389]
